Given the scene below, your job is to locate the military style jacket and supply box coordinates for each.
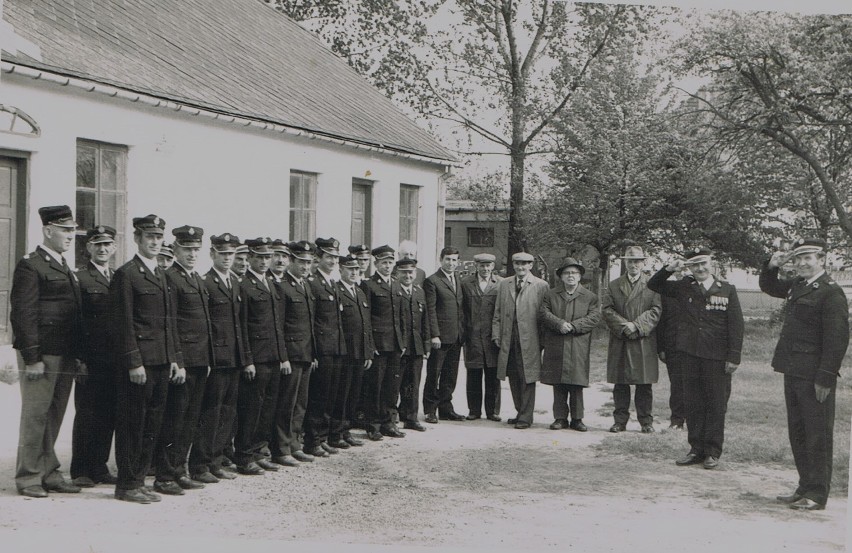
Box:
[278,271,317,363]
[423,269,464,345]
[239,270,287,365]
[11,245,82,364]
[337,280,375,360]
[308,271,346,357]
[204,269,251,369]
[76,261,113,365]
[166,264,214,368]
[759,265,850,387]
[110,255,182,370]
[361,273,404,353]
[460,274,502,369]
[648,268,744,365]
[398,283,429,357]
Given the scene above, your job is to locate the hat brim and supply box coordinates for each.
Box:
[557,265,585,276]
[683,255,712,266]
[88,237,115,244]
[792,246,823,256]
[290,253,314,261]
[621,255,648,260]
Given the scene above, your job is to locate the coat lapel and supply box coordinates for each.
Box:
[136,257,163,289]
[618,276,632,300]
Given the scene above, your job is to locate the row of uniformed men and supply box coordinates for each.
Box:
[11,206,503,504]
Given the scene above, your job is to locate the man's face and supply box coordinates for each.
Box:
[375,258,394,277]
[513,260,532,277]
[233,253,249,275]
[318,253,338,274]
[561,267,582,289]
[44,225,76,254]
[795,252,825,280]
[357,257,371,273]
[689,260,712,282]
[290,257,312,279]
[86,240,115,266]
[272,252,289,276]
[625,258,645,277]
[398,269,416,286]
[441,254,459,273]
[340,265,360,285]
[174,245,200,270]
[249,253,272,274]
[157,255,173,270]
[399,247,416,261]
[210,249,235,273]
[476,262,494,279]
[135,231,163,259]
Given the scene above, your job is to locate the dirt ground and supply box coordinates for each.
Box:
[0,368,847,553]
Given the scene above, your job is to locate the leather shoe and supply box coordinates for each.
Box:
[272,455,299,467]
[292,450,315,463]
[366,429,384,441]
[93,472,118,485]
[45,481,81,493]
[640,424,655,434]
[569,419,588,432]
[309,446,330,458]
[507,418,518,425]
[153,480,185,495]
[609,423,627,433]
[328,439,351,449]
[424,414,438,424]
[703,456,719,470]
[380,425,406,438]
[487,414,502,422]
[192,471,220,484]
[177,475,204,490]
[675,453,705,466]
[72,476,97,488]
[439,412,465,421]
[256,458,279,471]
[514,421,530,429]
[19,485,48,498]
[140,486,162,502]
[344,435,364,447]
[549,419,569,430]
[466,413,481,420]
[777,492,804,504]
[403,421,426,432]
[789,497,825,511]
[115,488,151,504]
[237,462,265,475]
[320,442,340,454]
[211,468,237,480]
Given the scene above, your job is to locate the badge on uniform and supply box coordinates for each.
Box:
[706,295,728,311]
[363,301,368,307]
[328,295,334,301]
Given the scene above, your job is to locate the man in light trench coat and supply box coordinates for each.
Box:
[602,246,662,434]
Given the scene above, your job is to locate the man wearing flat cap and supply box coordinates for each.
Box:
[11,205,84,498]
[540,258,601,432]
[648,247,744,470]
[110,214,183,503]
[760,238,849,511]
[602,246,662,434]
[460,253,503,421]
[71,225,119,489]
[492,252,549,429]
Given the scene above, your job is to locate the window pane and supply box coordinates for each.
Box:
[99,192,120,226]
[77,145,97,189]
[76,190,96,229]
[100,149,121,191]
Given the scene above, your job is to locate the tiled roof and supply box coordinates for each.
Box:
[2,0,453,162]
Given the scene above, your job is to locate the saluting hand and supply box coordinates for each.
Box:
[24,361,45,381]
[665,259,684,272]
[129,366,147,385]
[815,383,831,403]
[768,250,793,269]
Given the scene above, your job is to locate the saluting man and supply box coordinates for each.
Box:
[760,238,849,511]
[111,214,183,504]
[11,205,84,498]
[71,225,118,488]
[648,247,744,470]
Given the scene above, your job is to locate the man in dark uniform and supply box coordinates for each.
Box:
[396,258,431,431]
[232,244,249,279]
[460,253,503,422]
[361,245,406,440]
[331,255,373,448]
[657,267,686,431]
[111,214,183,503]
[760,238,849,510]
[392,240,427,286]
[71,225,118,488]
[305,238,346,455]
[648,248,744,470]
[157,243,175,271]
[350,244,372,282]
[153,226,213,495]
[423,246,465,423]
[190,233,249,483]
[11,205,84,498]
[272,241,318,463]
[234,238,289,475]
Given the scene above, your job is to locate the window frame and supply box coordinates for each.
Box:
[399,184,419,243]
[289,170,318,241]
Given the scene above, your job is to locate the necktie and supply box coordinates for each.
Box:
[224,275,231,289]
[516,278,522,294]
[103,269,111,282]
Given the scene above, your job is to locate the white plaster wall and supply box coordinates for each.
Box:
[0,73,445,273]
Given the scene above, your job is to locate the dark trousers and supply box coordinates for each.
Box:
[305,355,341,449]
[423,341,461,416]
[665,351,686,426]
[465,365,501,417]
[16,354,75,490]
[70,358,116,480]
[155,366,208,481]
[552,384,584,421]
[785,375,835,506]
[345,358,367,433]
[271,362,310,456]
[612,383,653,425]
[683,355,731,459]
[234,362,280,466]
[506,336,536,425]
[329,356,357,441]
[293,364,311,449]
[115,364,170,491]
[189,366,240,475]
[398,354,424,422]
[364,351,401,430]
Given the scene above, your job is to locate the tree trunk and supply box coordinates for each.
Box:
[507,144,526,276]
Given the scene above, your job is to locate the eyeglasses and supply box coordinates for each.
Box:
[563,271,582,276]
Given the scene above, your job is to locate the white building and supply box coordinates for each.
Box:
[0,0,454,352]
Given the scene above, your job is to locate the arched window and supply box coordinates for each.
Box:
[0,105,40,136]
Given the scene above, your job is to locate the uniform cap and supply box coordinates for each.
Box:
[270,239,291,255]
[556,257,585,276]
[339,255,360,269]
[473,253,496,263]
[683,247,713,266]
[245,237,273,255]
[395,258,418,271]
[371,245,395,260]
[288,240,315,261]
[316,237,341,257]
[210,233,241,252]
[158,243,174,259]
[38,205,77,228]
[349,244,371,259]
[86,225,116,244]
[512,252,534,263]
[235,244,249,255]
[792,237,827,257]
[172,225,204,247]
[133,214,166,234]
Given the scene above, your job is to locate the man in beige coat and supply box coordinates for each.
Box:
[602,246,662,434]
[492,252,549,429]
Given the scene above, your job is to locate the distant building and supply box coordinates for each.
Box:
[444,199,509,276]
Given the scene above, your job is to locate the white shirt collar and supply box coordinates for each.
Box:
[402,284,413,294]
[175,261,194,277]
[700,277,715,291]
[91,261,110,278]
[441,268,455,280]
[213,268,232,284]
[627,273,641,284]
[248,268,268,283]
[806,270,826,286]
[135,253,158,273]
[40,244,65,264]
[317,268,334,285]
[376,272,392,284]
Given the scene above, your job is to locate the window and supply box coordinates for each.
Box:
[75,140,127,267]
[351,179,372,246]
[399,184,419,243]
[444,226,452,247]
[467,227,494,247]
[0,106,40,136]
[290,171,317,241]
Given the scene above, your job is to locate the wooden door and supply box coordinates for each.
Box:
[0,157,23,345]
[351,182,372,247]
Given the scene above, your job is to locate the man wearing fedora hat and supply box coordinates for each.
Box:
[648,247,743,470]
[602,246,662,434]
[11,205,84,498]
[760,238,849,510]
[540,258,601,432]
